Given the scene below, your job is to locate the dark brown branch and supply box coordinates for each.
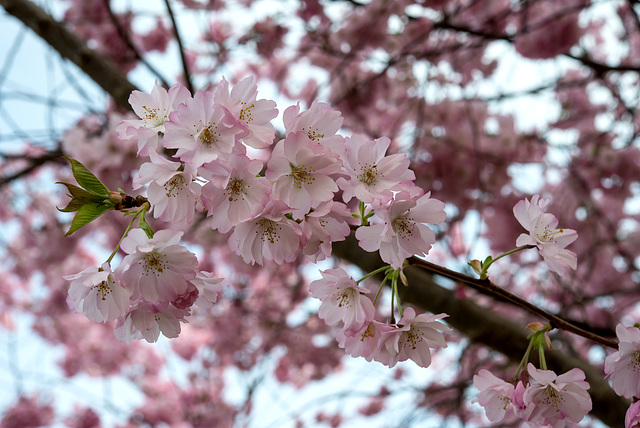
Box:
[0,149,64,187]
[0,0,138,110]
[407,257,619,350]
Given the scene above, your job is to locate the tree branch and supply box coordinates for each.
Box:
[0,0,138,110]
[407,257,619,349]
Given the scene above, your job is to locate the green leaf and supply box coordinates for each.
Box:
[63,157,110,196]
[57,198,87,213]
[65,202,109,236]
[57,182,106,202]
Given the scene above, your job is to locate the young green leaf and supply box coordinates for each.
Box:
[64,202,109,236]
[63,157,110,196]
[57,182,107,202]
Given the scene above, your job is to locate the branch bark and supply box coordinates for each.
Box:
[333,238,628,427]
[0,0,138,110]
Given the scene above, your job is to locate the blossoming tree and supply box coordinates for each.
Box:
[1,0,640,426]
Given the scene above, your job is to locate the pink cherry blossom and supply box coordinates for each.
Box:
[266,131,342,219]
[337,135,415,204]
[114,301,188,344]
[377,307,450,368]
[116,229,199,303]
[65,262,131,323]
[626,401,640,428]
[605,323,640,399]
[227,200,303,265]
[301,201,352,262]
[522,363,592,426]
[282,100,346,155]
[133,150,201,227]
[309,268,375,334]
[356,191,446,269]
[117,82,191,156]
[163,90,239,166]
[336,320,397,364]
[199,154,270,233]
[214,76,278,149]
[473,369,519,423]
[189,271,224,308]
[513,194,578,275]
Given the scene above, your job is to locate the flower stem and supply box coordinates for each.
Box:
[479,245,533,278]
[105,202,152,264]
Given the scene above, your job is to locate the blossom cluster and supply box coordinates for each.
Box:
[64,77,448,344]
[310,268,451,368]
[474,364,592,427]
[117,77,447,267]
[65,229,223,343]
[513,194,578,275]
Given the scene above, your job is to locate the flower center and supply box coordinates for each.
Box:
[143,252,168,276]
[336,288,356,308]
[358,163,379,186]
[541,385,564,412]
[142,105,166,128]
[628,350,640,372]
[392,215,415,239]
[304,127,325,142]
[360,323,375,342]
[239,102,255,122]
[225,178,247,202]
[198,125,220,147]
[539,225,564,242]
[402,325,424,350]
[289,164,315,189]
[164,175,185,197]
[92,279,113,301]
[258,219,280,244]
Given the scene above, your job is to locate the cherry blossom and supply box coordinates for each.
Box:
[513,194,578,275]
[189,271,224,308]
[301,200,352,262]
[377,307,451,368]
[163,90,239,166]
[117,82,190,156]
[227,200,303,265]
[282,100,346,155]
[309,268,375,334]
[265,131,342,219]
[116,229,199,303]
[336,320,396,364]
[133,150,201,227]
[605,324,640,399]
[522,363,592,426]
[337,135,415,204]
[114,301,188,344]
[200,154,271,233]
[473,369,520,423]
[65,262,131,322]
[214,76,278,149]
[355,191,446,269]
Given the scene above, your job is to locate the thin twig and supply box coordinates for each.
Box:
[101,0,171,88]
[163,0,193,94]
